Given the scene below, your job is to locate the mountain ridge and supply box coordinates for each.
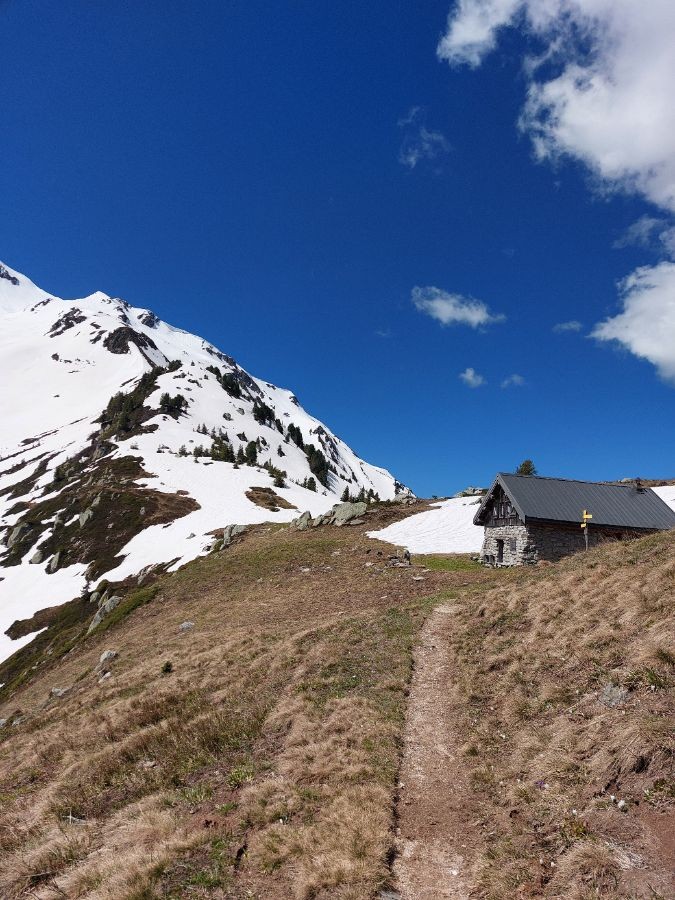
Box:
[0,261,409,663]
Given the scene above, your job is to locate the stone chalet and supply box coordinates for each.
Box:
[474,474,675,566]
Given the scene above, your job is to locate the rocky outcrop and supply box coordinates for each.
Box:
[103,326,167,367]
[292,501,368,530]
[47,551,62,573]
[48,308,87,337]
[0,264,20,286]
[87,594,122,634]
[6,523,30,548]
[79,507,94,528]
[294,511,313,531]
[222,523,246,547]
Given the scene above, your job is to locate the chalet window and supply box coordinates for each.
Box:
[509,538,516,552]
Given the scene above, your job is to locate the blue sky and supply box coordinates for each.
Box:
[1,1,674,496]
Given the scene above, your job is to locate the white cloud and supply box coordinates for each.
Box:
[553,320,582,333]
[501,373,525,387]
[459,367,486,387]
[592,262,675,383]
[438,1,675,214]
[438,1,675,383]
[613,215,667,250]
[412,285,505,328]
[437,0,521,68]
[398,107,450,169]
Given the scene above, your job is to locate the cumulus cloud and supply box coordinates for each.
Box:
[412,286,505,328]
[438,1,675,213]
[553,320,583,333]
[398,107,450,170]
[592,262,675,383]
[438,0,675,382]
[459,367,486,387]
[501,373,525,387]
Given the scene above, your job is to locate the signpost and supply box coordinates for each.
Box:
[581,509,592,550]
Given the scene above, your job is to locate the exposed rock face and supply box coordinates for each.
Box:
[49,308,87,337]
[47,551,62,573]
[79,507,94,528]
[87,595,121,634]
[103,326,166,367]
[0,264,20,286]
[138,310,159,328]
[7,523,30,548]
[222,523,246,547]
[29,550,44,565]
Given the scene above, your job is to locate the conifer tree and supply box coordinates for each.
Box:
[515,459,537,476]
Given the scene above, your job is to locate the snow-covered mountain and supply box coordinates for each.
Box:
[0,261,408,663]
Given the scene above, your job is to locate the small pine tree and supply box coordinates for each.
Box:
[245,440,258,465]
[236,446,246,465]
[341,486,350,502]
[515,459,537,476]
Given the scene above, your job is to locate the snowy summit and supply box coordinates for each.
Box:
[0,261,408,663]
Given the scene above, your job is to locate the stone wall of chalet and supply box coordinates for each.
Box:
[481,522,647,566]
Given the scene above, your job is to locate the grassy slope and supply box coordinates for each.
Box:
[446,531,675,898]
[0,505,497,899]
[0,512,673,899]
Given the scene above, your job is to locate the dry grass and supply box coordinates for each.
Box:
[2,508,672,898]
[444,530,675,898]
[0,505,496,899]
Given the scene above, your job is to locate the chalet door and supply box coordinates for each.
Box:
[496,539,504,564]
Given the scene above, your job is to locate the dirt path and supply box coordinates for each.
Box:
[394,602,480,900]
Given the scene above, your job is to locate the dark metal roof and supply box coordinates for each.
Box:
[474,474,675,531]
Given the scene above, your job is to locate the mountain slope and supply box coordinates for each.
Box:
[0,261,408,663]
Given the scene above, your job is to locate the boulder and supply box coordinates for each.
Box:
[178,621,195,633]
[98,650,119,667]
[294,511,313,531]
[222,523,246,546]
[47,551,62,573]
[79,507,94,528]
[330,501,367,526]
[7,523,29,548]
[29,549,44,565]
[50,687,69,698]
